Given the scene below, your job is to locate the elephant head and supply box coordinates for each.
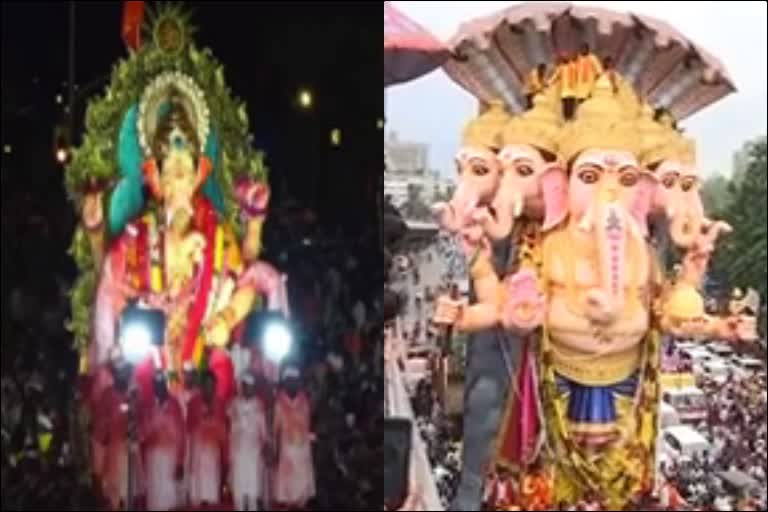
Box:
[566,148,649,323]
[474,89,568,240]
[653,156,705,249]
[433,101,512,232]
[641,129,705,249]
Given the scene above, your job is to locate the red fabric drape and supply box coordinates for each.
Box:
[122,1,146,51]
[182,198,216,364]
[496,337,541,468]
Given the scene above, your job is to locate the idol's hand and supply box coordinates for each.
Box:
[432,296,465,327]
[204,313,231,348]
[500,269,546,332]
[82,191,104,231]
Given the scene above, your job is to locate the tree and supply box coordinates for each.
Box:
[713,138,767,333]
[700,175,732,216]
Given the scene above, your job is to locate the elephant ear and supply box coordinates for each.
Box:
[540,165,568,232]
[630,172,657,238]
[110,104,145,237]
[200,129,225,214]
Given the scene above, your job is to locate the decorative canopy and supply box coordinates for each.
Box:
[384,1,451,87]
[443,2,735,119]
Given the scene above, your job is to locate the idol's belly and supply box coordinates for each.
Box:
[547,294,649,355]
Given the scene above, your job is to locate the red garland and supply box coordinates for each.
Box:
[181,197,216,364]
[136,219,149,292]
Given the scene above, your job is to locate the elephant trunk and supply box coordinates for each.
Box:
[432,182,478,233]
[594,195,630,323]
[479,187,522,241]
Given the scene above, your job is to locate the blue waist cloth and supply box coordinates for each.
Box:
[555,373,639,426]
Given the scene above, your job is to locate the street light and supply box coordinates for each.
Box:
[330,128,341,147]
[297,88,313,109]
[56,148,70,164]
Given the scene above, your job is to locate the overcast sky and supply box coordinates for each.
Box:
[386,1,767,181]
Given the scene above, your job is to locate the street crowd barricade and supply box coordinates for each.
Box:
[385,358,444,511]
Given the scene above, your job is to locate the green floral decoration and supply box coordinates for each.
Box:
[64,3,269,353]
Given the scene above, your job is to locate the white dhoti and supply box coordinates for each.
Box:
[229,397,267,511]
[274,441,315,505]
[145,447,178,511]
[231,446,265,511]
[189,441,222,506]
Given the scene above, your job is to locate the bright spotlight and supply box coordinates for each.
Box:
[244,310,295,365]
[263,322,293,364]
[298,89,313,109]
[120,323,153,365]
[118,304,166,365]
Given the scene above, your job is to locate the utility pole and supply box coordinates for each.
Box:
[67,1,76,141]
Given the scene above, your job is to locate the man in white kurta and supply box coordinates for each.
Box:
[187,372,229,507]
[229,372,268,511]
[141,373,185,511]
[274,366,316,508]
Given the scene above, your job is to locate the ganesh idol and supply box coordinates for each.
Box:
[82,72,287,427]
[435,76,673,509]
[535,76,665,508]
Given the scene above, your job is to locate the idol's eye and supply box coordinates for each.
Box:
[516,164,534,177]
[662,173,679,189]
[471,164,490,177]
[619,171,639,187]
[578,169,600,184]
[680,176,697,192]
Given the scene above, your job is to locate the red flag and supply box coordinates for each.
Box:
[122,1,145,51]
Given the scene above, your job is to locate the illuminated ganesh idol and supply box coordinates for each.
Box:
[86,73,286,398]
[433,77,755,511]
[65,8,288,510]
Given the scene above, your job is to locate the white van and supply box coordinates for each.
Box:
[702,359,731,383]
[682,347,712,364]
[707,342,734,359]
[663,386,707,423]
[663,425,710,460]
[660,401,681,428]
[736,357,764,374]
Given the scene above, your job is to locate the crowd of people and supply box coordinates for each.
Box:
[657,369,767,511]
[1,203,384,511]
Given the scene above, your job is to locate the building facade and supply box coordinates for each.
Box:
[385,131,453,209]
